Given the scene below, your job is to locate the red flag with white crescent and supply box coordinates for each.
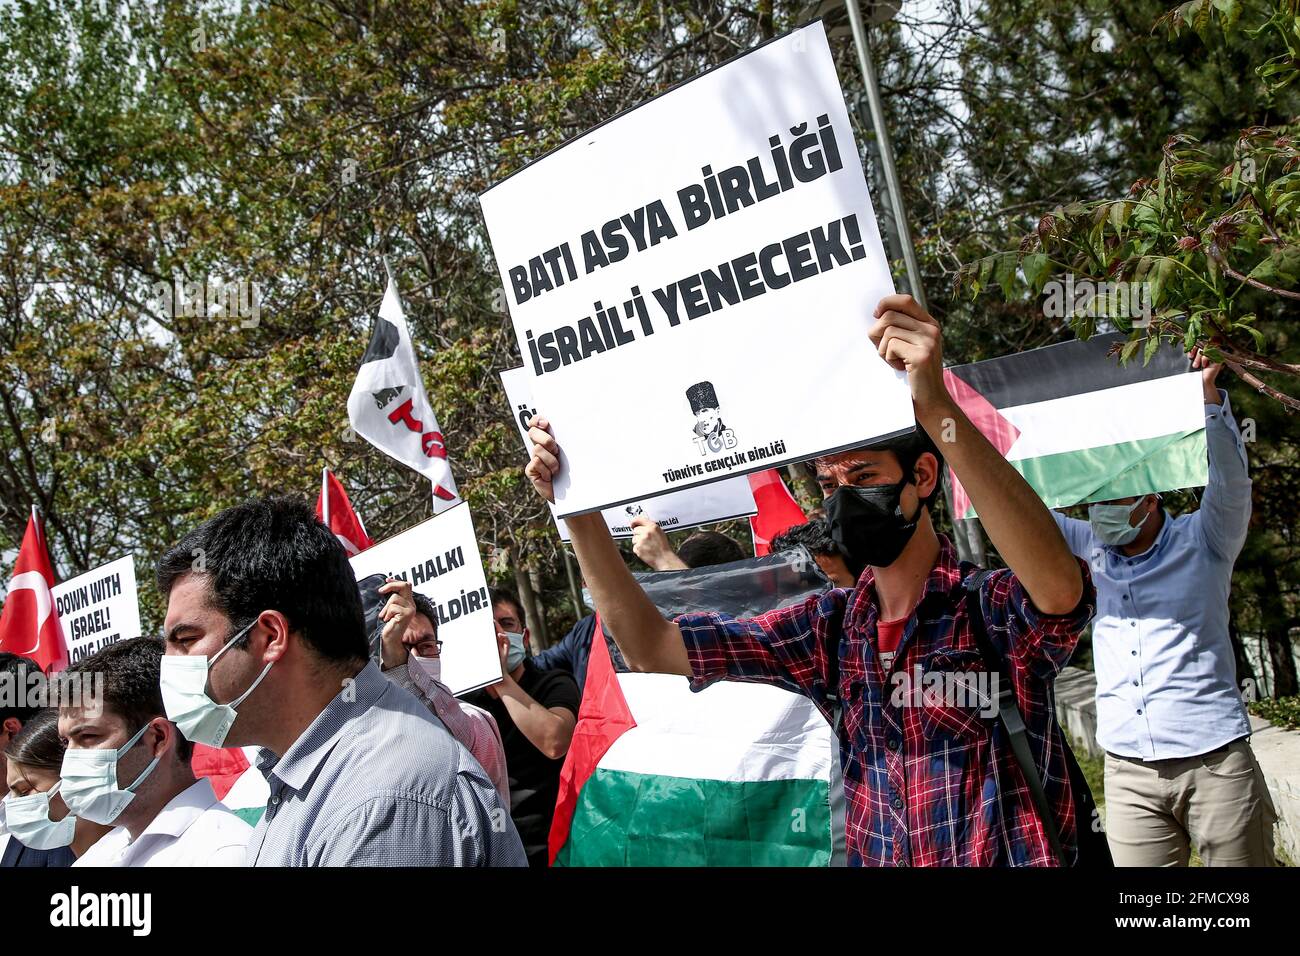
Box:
[0,509,68,673]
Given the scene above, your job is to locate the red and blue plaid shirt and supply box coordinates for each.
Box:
[677,536,1095,867]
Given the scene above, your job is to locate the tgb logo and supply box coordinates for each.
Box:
[686,381,737,456]
[50,887,151,937]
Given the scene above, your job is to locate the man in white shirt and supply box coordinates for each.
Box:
[1051,351,1275,866]
[57,637,251,867]
[362,577,511,807]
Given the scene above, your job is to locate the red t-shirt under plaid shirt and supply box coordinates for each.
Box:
[676,535,1096,866]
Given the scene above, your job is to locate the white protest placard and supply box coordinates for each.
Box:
[500,366,757,540]
[349,502,500,695]
[480,20,913,518]
[52,555,142,666]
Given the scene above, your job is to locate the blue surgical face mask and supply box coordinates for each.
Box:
[59,722,161,825]
[504,631,527,672]
[1088,499,1147,546]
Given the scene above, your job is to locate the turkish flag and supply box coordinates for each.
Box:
[0,509,68,673]
[315,468,374,556]
[747,469,807,556]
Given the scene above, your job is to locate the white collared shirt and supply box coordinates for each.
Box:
[73,778,251,867]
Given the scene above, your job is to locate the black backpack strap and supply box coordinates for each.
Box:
[960,571,1070,868]
[826,687,844,742]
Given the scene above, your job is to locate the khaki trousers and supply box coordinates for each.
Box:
[1103,737,1278,866]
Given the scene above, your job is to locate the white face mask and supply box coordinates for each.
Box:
[407,652,442,687]
[504,631,527,671]
[1087,499,1147,546]
[3,783,76,849]
[159,619,273,748]
[60,722,161,825]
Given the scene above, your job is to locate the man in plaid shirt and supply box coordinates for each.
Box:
[525,294,1096,866]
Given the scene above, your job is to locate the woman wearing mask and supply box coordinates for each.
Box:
[2,709,112,866]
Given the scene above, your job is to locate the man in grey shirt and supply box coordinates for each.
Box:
[155,495,525,867]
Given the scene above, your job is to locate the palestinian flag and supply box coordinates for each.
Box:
[549,617,839,867]
[943,334,1208,518]
[192,744,268,826]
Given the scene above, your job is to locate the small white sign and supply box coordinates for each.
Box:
[52,555,142,665]
[349,502,500,696]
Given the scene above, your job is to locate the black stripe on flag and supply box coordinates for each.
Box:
[361,316,400,364]
[947,333,1191,409]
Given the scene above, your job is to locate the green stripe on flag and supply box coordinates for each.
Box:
[554,767,831,867]
[232,807,265,826]
[1075,430,1208,505]
[964,430,1207,517]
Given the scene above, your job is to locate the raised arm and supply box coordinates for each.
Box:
[870,294,1084,614]
[525,417,691,676]
[1190,349,1251,561]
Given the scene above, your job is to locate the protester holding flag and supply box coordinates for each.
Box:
[358,576,511,807]
[466,590,579,867]
[770,519,856,588]
[154,496,524,866]
[56,637,251,867]
[1050,349,1276,866]
[3,709,113,866]
[526,293,1097,867]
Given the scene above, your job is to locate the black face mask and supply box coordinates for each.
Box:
[824,481,921,579]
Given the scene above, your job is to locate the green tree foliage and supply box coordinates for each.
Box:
[950,0,1298,693]
[0,1,1294,689]
[0,0,799,634]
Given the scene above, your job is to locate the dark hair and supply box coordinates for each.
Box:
[63,636,191,762]
[0,652,42,726]
[3,708,64,771]
[770,518,841,558]
[803,428,946,508]
[488,588,526,627]
[155,496,368,666]
[677,531,745,568]
[411,591,438,633]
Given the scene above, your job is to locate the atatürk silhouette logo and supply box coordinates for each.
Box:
[686,381,737,455]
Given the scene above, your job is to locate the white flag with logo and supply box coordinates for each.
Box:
[347,276,460,510]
